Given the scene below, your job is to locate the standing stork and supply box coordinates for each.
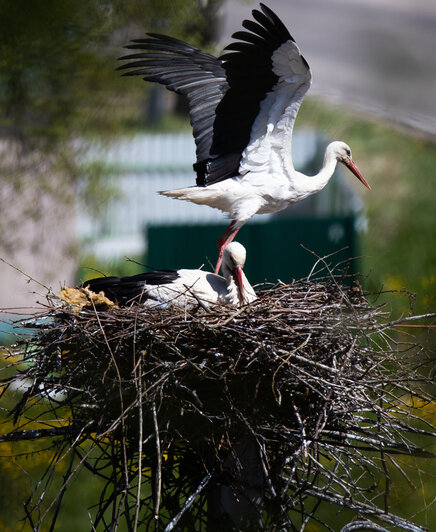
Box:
[83,242,256,309]
[119,3,371,274]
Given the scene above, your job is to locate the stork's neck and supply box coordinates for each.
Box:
[309,148,338,194]
[289,147,338,201]
[221,263,233,284]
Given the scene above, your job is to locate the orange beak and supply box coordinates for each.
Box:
[343,159,371,190]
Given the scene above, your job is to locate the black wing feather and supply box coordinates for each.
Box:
[118,35,227,165]
[203,4,293,185]
[254,4,293,41]
[118,4,301,187]
[84,271,180,306]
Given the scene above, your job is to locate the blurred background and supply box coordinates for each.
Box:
[0,0,435,529]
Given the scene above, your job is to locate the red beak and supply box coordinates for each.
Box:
[232,266,245,304]
[344,159,371,190]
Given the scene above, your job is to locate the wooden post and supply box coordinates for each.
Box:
[208,437,265,530]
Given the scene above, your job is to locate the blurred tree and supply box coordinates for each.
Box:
[0,0,215,144]
[0,0,221,225]
[0,0,222,284]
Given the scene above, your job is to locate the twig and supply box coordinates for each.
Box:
[164,472,213,532]
[0,256,50,291]
[339,521,390,532]
[152,402,162,528]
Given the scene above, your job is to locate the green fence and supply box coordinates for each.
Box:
[147,216,359,285]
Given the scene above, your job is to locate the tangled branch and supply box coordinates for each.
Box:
[1,272,435,530]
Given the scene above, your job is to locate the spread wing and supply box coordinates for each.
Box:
[118,3,311,187]
[118,34,227,171]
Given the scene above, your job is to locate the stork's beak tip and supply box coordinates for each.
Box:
[344,159,371,190]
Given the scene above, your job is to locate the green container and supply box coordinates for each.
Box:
[147,216,359,285]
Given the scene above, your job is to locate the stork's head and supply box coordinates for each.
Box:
[222,242,246,276]
[329,141,371,190]
[222,242,250,304]
[224,241,246,266]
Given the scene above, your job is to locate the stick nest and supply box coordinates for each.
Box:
[2,273,435,531]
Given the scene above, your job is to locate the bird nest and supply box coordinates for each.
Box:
[1,270,435,531]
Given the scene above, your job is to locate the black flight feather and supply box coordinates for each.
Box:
[84,271,180,306]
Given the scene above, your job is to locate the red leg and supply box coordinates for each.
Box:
[217,220,236,250]
[215,222,240,274]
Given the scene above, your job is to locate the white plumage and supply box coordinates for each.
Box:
[84,242,256,309]
[120,4,371,273]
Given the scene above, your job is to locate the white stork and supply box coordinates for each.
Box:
[119,3,371,274]
[83,242,256,308]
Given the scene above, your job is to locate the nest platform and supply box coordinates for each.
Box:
[1,274,435,531]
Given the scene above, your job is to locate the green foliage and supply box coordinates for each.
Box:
[0,0,207,144]
[0,0,211,230]
[77,253,145,284]
[297,98,436,316]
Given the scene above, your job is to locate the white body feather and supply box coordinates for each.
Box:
[143,269,237,308]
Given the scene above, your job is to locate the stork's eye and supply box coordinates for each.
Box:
[346,149,351,157]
